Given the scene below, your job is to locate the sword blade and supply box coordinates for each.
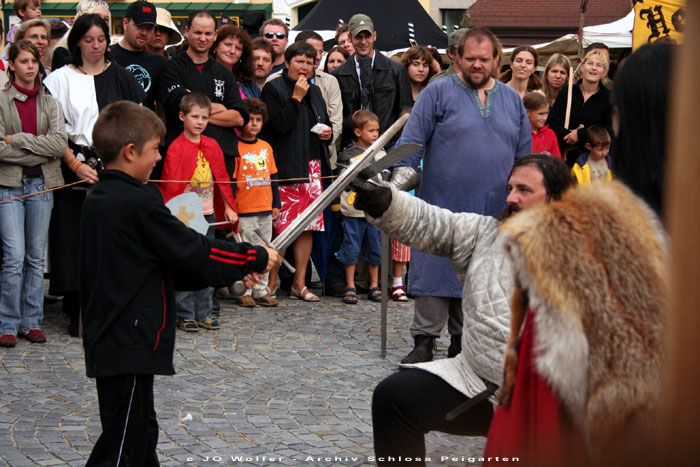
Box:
[272,113,410,251]
[363,143,422,178]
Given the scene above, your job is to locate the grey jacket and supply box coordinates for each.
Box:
[371,187,512,397]
[0,84,67,188]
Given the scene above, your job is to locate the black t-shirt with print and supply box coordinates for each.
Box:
[110,43,166,110]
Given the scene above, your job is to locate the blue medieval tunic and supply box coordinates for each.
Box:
[397,76,531,297]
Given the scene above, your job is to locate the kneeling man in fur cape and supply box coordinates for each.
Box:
[354,154,667,465]
[359,154,574,463]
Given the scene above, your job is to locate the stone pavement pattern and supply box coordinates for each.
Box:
[0,295,486,466]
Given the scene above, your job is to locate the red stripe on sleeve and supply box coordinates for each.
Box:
[209,254,259,265]
[210,248,251,259]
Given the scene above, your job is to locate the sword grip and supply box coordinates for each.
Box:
[254,228,296,273]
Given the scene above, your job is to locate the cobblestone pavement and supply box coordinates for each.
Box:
[0,292,486,466]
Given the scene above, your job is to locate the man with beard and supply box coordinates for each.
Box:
[393,27,532,365]
[251,37,275,92]
[111,1,166,110]
[351,154,574,463]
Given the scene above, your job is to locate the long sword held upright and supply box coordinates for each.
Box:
[272,113,411,251]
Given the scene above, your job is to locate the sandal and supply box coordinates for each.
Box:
[368,287,382,302]
[290,286,320,302]
[391,285,408,302]
[342,287,358,305]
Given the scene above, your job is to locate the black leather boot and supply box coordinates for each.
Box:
[447,334,462,358]
[400,335,436,364]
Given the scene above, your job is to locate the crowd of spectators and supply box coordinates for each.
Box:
[0,2,676,463]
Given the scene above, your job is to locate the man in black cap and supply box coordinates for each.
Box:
[111,0,167,111]
[332,13,412,149]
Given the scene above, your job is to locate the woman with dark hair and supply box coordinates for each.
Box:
[213,26,257,98]
[541,53,571,108]
[0,41,67,348]
[611,43,673,216]
[401,45,436,102]
[43,14,145,336]
[323,45,348,74]
[546,49,612,166]
[261,42,332,302]
[51,0,111,71]
[501,46,541,99]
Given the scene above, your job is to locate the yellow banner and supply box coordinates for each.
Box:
[633,0,686,49]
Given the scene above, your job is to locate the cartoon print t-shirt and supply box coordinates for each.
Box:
[185,148,215,215]
[235,138,278,214]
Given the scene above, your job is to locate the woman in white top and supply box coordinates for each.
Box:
[43,14,144,336]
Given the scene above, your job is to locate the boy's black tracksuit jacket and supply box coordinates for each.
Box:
[79,170,268,378]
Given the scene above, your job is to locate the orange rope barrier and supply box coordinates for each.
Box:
[0,179,87,205]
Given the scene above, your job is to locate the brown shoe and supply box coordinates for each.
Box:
[235,295,256,307]
[254,294,279,307]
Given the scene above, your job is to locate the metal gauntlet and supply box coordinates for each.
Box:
[389,166,420,192]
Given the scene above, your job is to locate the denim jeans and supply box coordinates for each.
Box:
[175,214,214,321]
[336,216,381,266]
[0,177,53,335]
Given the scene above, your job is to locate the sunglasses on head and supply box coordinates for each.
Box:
[264,32,286,39]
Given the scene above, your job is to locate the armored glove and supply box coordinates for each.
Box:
[350,179,392,218]
[389,166,420,192]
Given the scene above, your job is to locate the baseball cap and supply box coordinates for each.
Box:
[348,14,374,37]
[125,1,157,26]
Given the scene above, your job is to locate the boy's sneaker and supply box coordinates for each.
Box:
[20,329,47,343]
[235,295,256,308]
[0,334,17,347]
[196,317,220,330]
[178,318,199,332]
[254,294,279,307]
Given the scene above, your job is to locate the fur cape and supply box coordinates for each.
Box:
[498,181,668,456]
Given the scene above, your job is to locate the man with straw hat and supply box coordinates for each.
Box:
[146,7,182,59]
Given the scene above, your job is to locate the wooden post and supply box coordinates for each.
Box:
[577,0,589,60]
[661,0,700,462]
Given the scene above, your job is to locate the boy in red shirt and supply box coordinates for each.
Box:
[160,92,237,330]
[233,98,281,307]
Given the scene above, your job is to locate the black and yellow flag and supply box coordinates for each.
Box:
[633,0,686,49]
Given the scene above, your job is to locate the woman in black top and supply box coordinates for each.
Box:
[546,49,612,166]
[261,42,332,302]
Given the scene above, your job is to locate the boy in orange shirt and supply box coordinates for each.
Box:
[233,98,281,307]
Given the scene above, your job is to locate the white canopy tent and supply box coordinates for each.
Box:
[502,9,634,58]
